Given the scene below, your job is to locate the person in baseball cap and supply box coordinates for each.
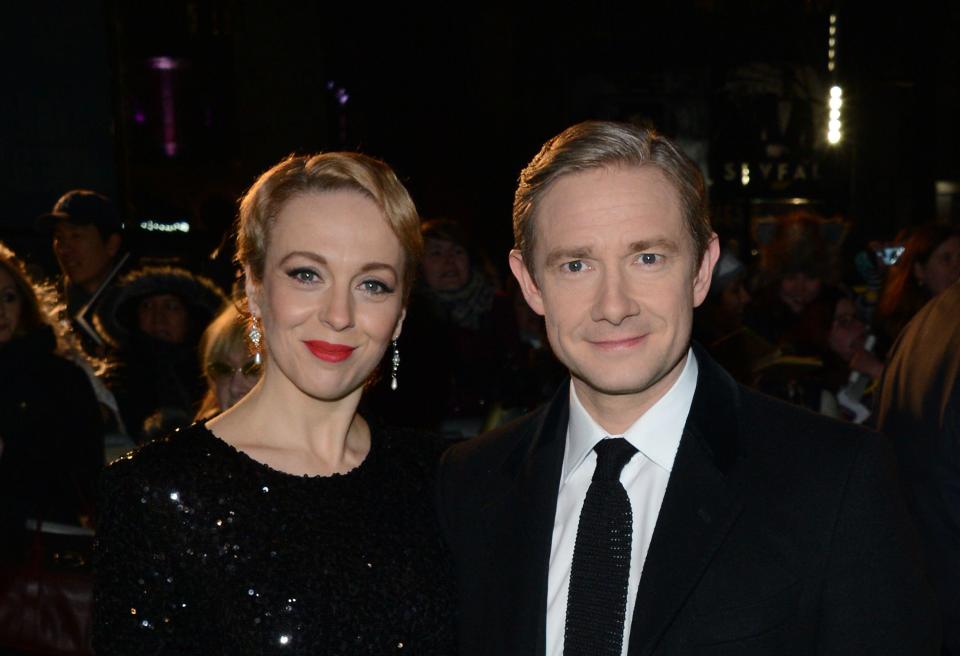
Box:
[37,189,129,354]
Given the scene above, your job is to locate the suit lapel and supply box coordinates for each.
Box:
[484,381,569,655]
[628,346,745,655]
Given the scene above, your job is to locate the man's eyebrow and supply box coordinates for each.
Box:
[627,238,681,253]
[544,247,593,268]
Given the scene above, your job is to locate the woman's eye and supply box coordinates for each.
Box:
[288,268,319,283]
[360,280,394,295]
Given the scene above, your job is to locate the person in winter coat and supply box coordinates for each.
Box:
[95,266,226,443]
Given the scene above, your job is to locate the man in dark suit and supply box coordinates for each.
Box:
[437,121,938,654]
[877,279,960,654]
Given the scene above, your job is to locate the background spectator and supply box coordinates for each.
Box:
[877,223,960,346]
[96,266,225,442]
[195,304,262,420]
[35,189,130,357]
[0,242,104,558]
[876,279,960,654]
[694,248,777,385]
[368,218,521,436]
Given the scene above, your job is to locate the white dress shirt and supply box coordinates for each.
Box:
[545,349,699,656]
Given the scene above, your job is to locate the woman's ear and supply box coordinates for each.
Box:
[392,308,407,342]
[244,266,263,319]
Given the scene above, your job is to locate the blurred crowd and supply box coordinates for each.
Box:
[0,188,958,563]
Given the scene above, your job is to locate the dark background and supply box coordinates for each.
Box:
[3,0,959,281]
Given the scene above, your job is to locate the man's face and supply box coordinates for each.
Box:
[510,166,717,415]
[52,222,120,292]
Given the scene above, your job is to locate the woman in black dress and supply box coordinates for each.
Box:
[0,242,103,557]
[93,153,456,654]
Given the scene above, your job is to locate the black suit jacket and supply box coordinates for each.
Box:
[437,344,939,654]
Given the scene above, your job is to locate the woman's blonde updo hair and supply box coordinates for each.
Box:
[236,152,422,302]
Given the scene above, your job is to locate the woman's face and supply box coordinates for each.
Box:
[211,342,260,412]
[916,235,960,297]
[422,237,470,291]
[828,297,866,362]
[779,272,822,314]
[248,191,405,403]
[0,267,22,344]
[138,293,189,344]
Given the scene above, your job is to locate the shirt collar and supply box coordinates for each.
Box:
[563,348,699,482]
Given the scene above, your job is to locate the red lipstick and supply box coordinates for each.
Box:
[304,340,356,363]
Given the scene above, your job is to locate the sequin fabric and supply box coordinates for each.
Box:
[93,421,457,655]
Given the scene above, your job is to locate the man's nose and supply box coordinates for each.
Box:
[591,267,640,325]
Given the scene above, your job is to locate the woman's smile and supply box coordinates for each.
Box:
[303,339,357,362]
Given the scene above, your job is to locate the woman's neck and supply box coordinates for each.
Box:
[207,370,370,476]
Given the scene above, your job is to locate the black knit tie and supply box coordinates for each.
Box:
[564,438,638,656]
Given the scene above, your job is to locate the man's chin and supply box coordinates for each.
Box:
[572,371,662,398]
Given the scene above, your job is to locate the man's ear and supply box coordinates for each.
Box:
[392,308,406,342]
[692,233,720,308]
[105,233,122,259]
[244,266,263,320]
[509,249,545,316]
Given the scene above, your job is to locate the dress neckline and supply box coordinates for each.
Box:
[194,418,378,481]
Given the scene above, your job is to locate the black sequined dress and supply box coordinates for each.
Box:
[93,421,457,655]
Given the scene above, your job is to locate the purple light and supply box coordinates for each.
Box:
[149,56,180,71]
[134,110,146,124]
[159,71,177,157]
[326,80,335,91]
[336,88,349,106]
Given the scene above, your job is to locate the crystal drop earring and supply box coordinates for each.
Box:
[390,340,400,391]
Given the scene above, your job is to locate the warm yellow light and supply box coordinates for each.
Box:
[828,49,836,59]
[829,38,836,47]
[828,62,836,71]
[830,108,841,121]
[829,96,843,110]
[828,131,842,144]
[829,119,842,131]
[830,14,837,24]
[830,86,843,98]
[829,26,836,35]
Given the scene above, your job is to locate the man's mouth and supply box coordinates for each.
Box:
[588,335,646,351]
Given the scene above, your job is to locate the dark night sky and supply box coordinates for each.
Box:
[3,1,959,278]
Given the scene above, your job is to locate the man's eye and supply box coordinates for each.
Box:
[637,253,662,266]
[562,260,584,273]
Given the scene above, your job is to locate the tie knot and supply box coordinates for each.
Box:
[592,438,638,482]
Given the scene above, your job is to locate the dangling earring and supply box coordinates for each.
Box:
[249,317,263,366]
[390,340,400,391]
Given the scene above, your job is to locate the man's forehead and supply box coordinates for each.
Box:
[533,166,686,245]
[53,220,94,233]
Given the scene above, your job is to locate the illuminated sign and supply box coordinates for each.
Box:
[139,220,190,233]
